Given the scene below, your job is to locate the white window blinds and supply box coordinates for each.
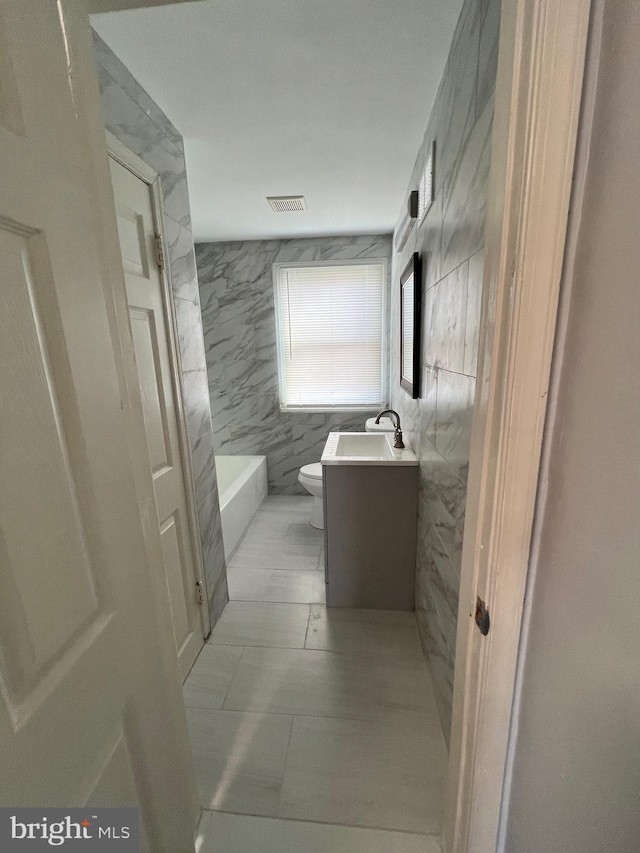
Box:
[274,261,386,409]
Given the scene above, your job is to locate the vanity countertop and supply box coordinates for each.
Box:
[321,432,418,466]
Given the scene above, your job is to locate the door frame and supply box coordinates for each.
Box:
[106,131,211,641]
[443,0,592,851]
[88,0,593,843]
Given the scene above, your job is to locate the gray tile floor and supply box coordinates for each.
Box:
[226,496,326,604]
[186,496,446,848]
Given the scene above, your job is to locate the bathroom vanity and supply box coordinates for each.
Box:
[321,432,418,610]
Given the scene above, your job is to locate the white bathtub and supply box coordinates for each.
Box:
[215,455,268,560]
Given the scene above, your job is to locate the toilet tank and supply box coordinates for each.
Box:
[365,417,395,433]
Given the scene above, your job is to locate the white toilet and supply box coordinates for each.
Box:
[298,417,395,529]
[298,463,324,529]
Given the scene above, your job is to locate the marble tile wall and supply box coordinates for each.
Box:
[92,32,228,624]
[196,236,392,494]
[389,0,500,743]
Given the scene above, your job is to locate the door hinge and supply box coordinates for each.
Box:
[155,234,165,270]
[196,581,205,605]
[474,596,490,636]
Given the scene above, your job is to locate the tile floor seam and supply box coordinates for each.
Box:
[228,596,325,604]
[215,703,441,726]
[228,598,325,605]
[199,806,443,838]
[285,711,438,729]
[187,705,295,720]
[302,605,312,647]
[275,715,296,820]
[221,644,427,661]
[229,566,324,573]
[300,647,428,659]
[211,640,307,650]
[218,645,246,708]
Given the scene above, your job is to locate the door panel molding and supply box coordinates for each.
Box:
[0,2,199,840]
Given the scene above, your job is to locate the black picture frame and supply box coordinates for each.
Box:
[400,252,421,398]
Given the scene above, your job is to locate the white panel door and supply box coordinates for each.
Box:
[0,1,197,848]
[109,156,204,680]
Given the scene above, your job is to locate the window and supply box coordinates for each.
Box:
[273,260,387,410]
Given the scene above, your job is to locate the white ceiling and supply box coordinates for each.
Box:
[93,0,462,242]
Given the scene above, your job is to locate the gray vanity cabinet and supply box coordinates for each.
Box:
[322,464,418,610]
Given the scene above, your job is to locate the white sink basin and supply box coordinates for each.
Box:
[321,432,418,466]
[336,433,392,458]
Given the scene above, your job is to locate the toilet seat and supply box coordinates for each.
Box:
[300,462,323,481]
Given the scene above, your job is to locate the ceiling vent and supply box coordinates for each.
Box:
[267,195,307,212]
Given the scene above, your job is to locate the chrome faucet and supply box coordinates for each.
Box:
[375,409,405,450]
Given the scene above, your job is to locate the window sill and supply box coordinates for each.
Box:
[279,405,387,414]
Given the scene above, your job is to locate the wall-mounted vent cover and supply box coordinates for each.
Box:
[267,195,307,212]
[418,143,434,223]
